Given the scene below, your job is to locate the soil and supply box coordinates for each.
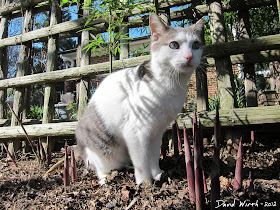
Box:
[0,135,280,209]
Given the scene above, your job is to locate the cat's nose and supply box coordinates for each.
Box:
[184,55,193,62]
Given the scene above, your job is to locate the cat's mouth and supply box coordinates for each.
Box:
[181,63,193,69]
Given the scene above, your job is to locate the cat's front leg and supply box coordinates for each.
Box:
[125,136,153,185]
[150,137,164,181]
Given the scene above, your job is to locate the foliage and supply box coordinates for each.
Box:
[249,6,279,38]
[234,74,246,108]
[66,101,77,120]
[130,43,150,57]
[208,95,220,111]
[61,0,150,72]
[29,105,44,120]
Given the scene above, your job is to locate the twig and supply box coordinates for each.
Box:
[47,136,52,166]
[6,102,39,159]
[3,143,18,167]
[44,158,66,177]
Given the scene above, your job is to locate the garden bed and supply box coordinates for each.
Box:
[0,136,280,209]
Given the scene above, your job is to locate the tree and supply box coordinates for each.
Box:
[62,0,150,73]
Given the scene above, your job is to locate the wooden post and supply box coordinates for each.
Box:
[43,0,61,124]
[42,0,61,151]
[196,13,209,112]
[160,9,171,26]
[208,0,237,110]
[0,0,9,120]
[238,10,257,107]
[196,62,209,111]
[77,5,90,120]
[9,7,33,157]
[120,16,129,60]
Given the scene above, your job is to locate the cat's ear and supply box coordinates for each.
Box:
[192,16,205,36]
[149,13,168,41]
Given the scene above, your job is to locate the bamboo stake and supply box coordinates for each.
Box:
[63,141,70,187]
[39,138,46,162]
[71,149,77,182]
[47,136,52,166]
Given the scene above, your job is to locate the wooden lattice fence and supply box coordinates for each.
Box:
[0,0,279,156]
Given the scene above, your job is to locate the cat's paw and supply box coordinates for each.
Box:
[153,170,164,181]
[98,177,106,185]
[135,176,152,185]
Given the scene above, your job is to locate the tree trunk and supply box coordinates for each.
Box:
[208,0,237,110]
[0,0,9,119]
[9,7,33,157]
[77,3,90,120]
[120,17,129,60]
[238,10,257,107]
[196,63,209,112]
[42,0,61,151]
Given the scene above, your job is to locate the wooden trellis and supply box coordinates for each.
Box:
[0,0,279,156]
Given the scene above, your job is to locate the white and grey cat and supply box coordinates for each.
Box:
[75,14,204,185]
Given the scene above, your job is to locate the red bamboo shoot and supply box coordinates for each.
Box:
[183,123,195,204]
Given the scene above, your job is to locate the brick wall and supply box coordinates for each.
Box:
[187,65,240,103]
[90,55,110,64]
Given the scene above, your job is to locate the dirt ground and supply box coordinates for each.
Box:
[0,134,280,209]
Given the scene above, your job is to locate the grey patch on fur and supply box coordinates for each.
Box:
[75,102,116,157]
[138,60,153,82]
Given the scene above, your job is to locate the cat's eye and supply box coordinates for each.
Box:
[192,41,200,50]
[169,41,180,49]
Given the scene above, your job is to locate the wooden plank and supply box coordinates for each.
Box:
[0,55,151,89]
[0,121,77,140]
[0,36,279,90]
[0,17,104,48]
[176,106,280,129]
[204,34,280,58]
[208,1,236,110]
[0,106,279,140]
[0,0,45,16]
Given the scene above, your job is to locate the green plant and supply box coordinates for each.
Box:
[66,101,77,120]
[130,43,150,57]
[29,105,44,120]
[208,95,220,111]
[60,0,153,73]
[234,75,246,108]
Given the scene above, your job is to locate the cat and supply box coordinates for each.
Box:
[75,13,204,185]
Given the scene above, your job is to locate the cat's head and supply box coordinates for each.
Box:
[149,14,204,74]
